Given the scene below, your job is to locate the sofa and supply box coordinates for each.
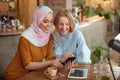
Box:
[0,33,21,77]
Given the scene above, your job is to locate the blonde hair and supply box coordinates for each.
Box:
[54,8,75,41]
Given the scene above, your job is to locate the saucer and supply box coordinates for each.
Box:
[46,72,65,80]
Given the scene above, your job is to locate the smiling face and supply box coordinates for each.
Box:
[58,16,70,35]
[39,13,53,33]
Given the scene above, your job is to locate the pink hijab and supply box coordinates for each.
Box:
[21,6,53,47]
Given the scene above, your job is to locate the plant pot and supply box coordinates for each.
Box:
[99,61,110,80]
[93,60,110,80]
[100,75,110,80]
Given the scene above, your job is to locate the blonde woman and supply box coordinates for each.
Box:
[52,9,91,69]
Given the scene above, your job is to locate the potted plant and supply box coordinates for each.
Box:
[91,39,112,80]
[76,0,97,17]
[76,0,120,23]
[91,40,112,64]
[76,0,85,8]
[83,6,97,17]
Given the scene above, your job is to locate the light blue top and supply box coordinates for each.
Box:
[52,26,91,64]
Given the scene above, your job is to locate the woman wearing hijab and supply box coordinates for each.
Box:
[52,9,91,68]
[5,5,62,80]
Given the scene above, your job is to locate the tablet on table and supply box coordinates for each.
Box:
[68,68,88,79]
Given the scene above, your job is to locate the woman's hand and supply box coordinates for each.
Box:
[51,58,63,68]
[60,52,74,61]
[64,60,75,70]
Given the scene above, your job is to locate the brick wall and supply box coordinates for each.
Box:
[44,0,66,14]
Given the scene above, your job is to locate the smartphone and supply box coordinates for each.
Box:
[61,57,76,65]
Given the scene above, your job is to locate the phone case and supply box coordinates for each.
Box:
[61,57,76,65]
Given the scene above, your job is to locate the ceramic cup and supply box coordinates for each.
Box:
[44,66,57,76]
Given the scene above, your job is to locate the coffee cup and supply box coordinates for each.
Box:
[44,66,57,76]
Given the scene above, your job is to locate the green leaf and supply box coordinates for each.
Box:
[83,6,89,16]
[98,8,106,16]
[89,7,97,16]
[101,49,108,60]
[83,7,96,16]
[77,0,85,7]
[104,13,109,19]
[116,8,120,16]
[91,54,100,64]
[104,12,115,23]
[91,39,98,49]
[108,12,115,23]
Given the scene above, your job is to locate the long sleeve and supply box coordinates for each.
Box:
[52,29,91,64]
[52,31,63,58]
[75,30,91,64]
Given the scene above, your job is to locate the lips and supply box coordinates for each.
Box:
[44,27,49,31]
[61,29,67,32]
[60,29,68,34]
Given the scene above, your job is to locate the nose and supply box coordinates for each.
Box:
[62,24,67,29]
[48,22,52,27]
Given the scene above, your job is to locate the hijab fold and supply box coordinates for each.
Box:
[21,5,53,47]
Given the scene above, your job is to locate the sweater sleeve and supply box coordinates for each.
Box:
[52,31,63,58]
[75,31,91,64]
[46,35,54,60]
[18,36,32,67]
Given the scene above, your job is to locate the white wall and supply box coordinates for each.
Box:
[66,0,72,10]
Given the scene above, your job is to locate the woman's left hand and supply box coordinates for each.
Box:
[64,60,75,70]
[61,52,74,61]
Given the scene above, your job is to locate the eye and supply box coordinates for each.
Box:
[58,23,63,26]
[43,20,48,23]
[50,20,53,24]
[66,23,69,26]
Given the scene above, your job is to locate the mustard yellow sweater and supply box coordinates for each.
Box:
[5,35,54,80]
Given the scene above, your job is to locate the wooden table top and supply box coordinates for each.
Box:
[17,64,120,80]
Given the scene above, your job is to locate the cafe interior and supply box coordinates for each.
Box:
[0,0,120,80]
